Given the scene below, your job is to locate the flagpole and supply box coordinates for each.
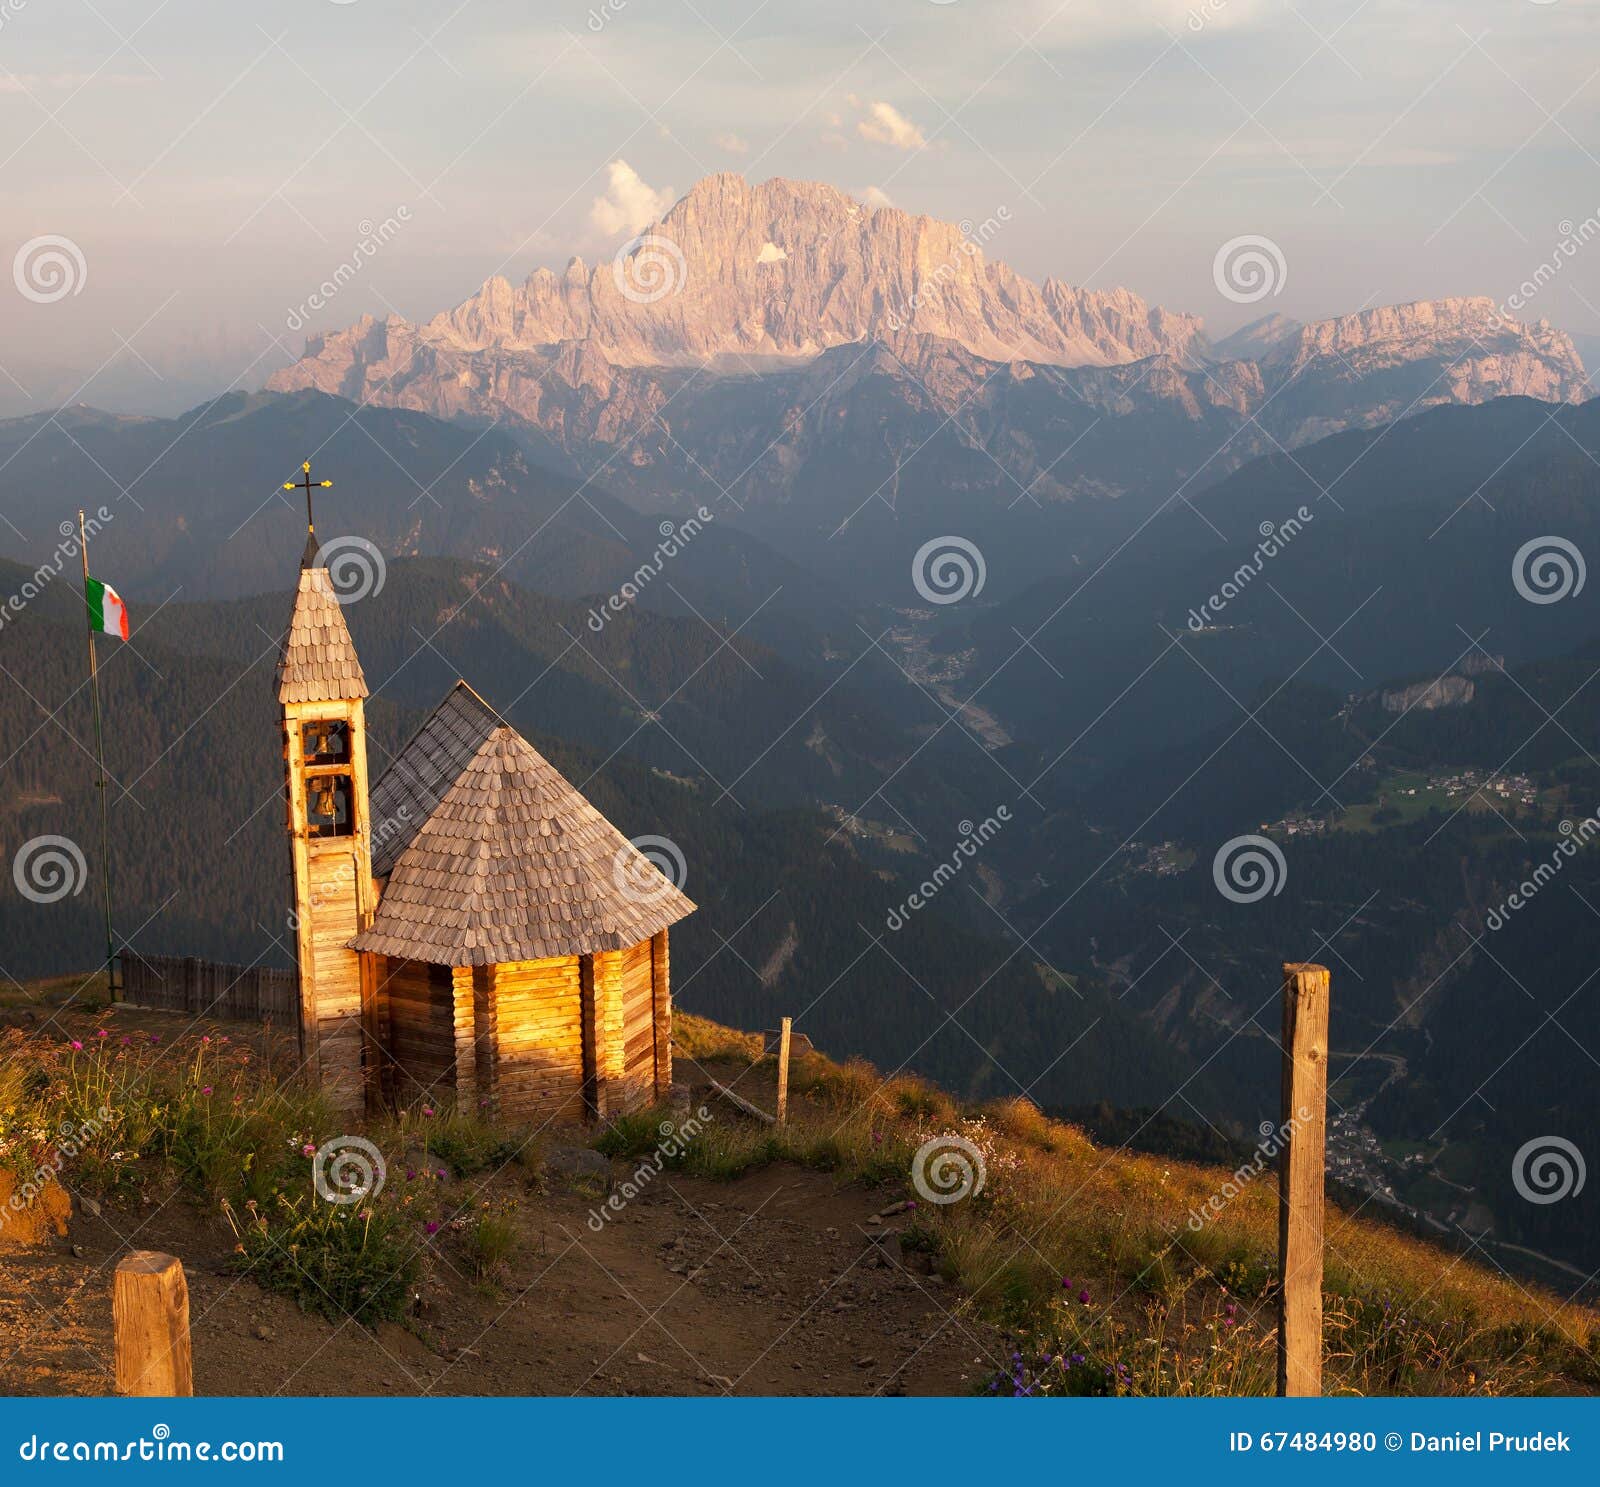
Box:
[78,508,117,1003]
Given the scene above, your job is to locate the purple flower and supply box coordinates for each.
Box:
[95,1029,108,1039]
[301,1143,316,1158]
[69,1040,83,1051]
[201,1086,213,1096]
[1077,1289,1090,1305]
[425,1220,440,1235]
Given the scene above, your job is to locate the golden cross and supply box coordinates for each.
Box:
[285,460,333,535]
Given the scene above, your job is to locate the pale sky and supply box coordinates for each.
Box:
[3,0,1600,412]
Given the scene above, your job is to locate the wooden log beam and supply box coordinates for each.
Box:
[113,1251,192,1397]
[708,1077,776,1126]
[1277,961,1330,1398]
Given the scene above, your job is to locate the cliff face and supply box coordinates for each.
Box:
[371,174,1206,370]
[268,174,1589,517]
[1381,676,1476,713]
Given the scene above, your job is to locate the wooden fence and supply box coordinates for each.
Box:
[120,954,296,1022]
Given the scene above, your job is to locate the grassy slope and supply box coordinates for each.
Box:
[669,1016,1599,1396]
[4,973,1595,1397]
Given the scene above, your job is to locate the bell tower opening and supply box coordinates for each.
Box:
[301,720,357,839]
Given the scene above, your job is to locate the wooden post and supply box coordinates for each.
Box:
[113,1252,192,1397]
[1277,962,1330,1398]
[776,1017,792,1126]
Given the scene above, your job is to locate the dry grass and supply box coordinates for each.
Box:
[667,1042,1600,1395]
[5,991,1596,1394]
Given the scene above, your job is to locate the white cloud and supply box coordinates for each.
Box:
[588,160,674,238]
[714,131,749,155]
[854,100,927,152]
[858,186,894,211]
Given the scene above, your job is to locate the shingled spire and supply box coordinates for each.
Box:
[275,566,368,705]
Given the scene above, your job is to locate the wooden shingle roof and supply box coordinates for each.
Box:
[368,682,500,879]
[275,567,368,705]
[351,713,695,967]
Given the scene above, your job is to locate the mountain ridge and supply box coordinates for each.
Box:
[265,175,1589,590]
[269,172,1587,415]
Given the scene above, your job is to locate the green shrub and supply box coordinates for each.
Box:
[467,1207,520,1281]
[595,1106,677,1161]
[223,1195,419,1325]
[422,1109,521,1177]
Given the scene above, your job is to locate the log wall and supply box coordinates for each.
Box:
[490,956,586,1123]
[384,958,457,1099]
[620,937,656,1112]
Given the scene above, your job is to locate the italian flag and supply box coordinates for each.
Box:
[86,577,129,641]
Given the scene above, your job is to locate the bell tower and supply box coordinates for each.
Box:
[275,468,375,1118]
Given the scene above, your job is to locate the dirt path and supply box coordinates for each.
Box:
[0,1161,1001,1397]
[0,998,1005,1397]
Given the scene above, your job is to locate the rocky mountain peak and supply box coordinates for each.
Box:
[275,173,1204,377]
[265,173,1589,496]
